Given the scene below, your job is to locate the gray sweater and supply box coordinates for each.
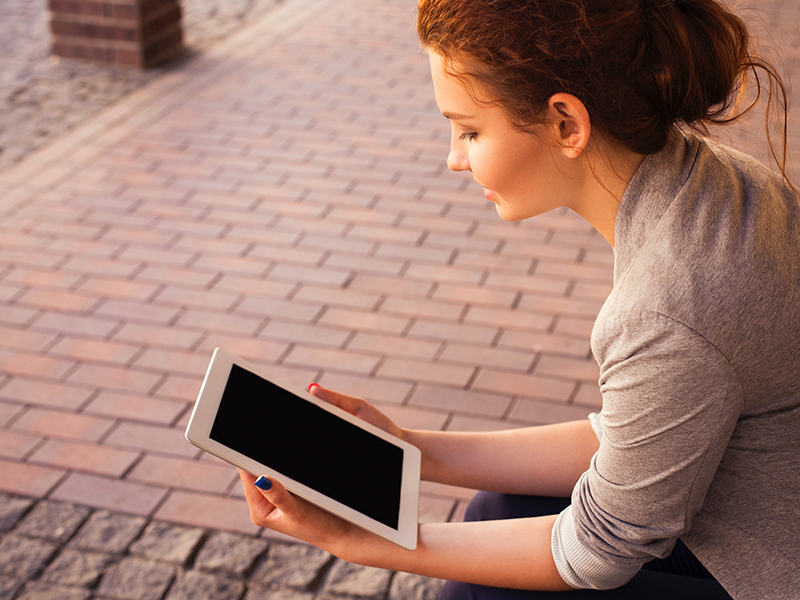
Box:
[551,131,800,599]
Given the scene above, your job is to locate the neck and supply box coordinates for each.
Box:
[569,143,645,248]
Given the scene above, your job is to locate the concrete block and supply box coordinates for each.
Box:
[69,510,147,554]
[323,560,393,599]
[0,535,57,579]
[388,572,446,600]
[194,530,269,576]
[129,521,205,565]
[252,543,332,590]
[15,500,91,544]
[42,548,111,587]
[0,494,33,532]
[95,557,176,600]
[164,570,245,600]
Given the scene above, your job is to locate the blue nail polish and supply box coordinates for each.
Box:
[254,476,272,491]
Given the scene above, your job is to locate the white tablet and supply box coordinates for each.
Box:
[185,348,421,550]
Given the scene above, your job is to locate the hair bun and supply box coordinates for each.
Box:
[631,0,747,125]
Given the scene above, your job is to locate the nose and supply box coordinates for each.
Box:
[447,133,470,172]
[447,149,469,172]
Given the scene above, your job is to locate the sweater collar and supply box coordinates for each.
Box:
[612,129,701,284]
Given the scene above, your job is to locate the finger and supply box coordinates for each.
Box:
[309,384,369,414]
[252,475,298,518]
[238,469,277,524]
[238,468,256,485]
[309,384,406,439]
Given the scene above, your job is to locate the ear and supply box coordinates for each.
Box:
[546,93,591,159]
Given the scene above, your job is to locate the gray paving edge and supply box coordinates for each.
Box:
[0,492,444,600]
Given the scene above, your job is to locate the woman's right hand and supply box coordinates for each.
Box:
[308,383,407,442]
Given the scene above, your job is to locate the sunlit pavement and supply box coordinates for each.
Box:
[0,0,796,596]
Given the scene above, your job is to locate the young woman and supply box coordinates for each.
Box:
[238,0,800,597]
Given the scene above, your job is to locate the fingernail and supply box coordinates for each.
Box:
[254,476,272,491]
[308,383,319,392]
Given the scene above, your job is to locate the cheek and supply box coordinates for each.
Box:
[487,156,524,196]
[471,147,506,187]
[498,144,547,193]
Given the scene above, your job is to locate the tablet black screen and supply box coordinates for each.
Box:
[210,364,403,529]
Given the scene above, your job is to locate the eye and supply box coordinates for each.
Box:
[459,132,478,142]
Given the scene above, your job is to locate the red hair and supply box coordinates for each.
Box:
[418,0,790,181]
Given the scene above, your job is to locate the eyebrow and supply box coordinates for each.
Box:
[441,111,474,120]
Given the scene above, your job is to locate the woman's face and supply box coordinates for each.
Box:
[429,52,575,222]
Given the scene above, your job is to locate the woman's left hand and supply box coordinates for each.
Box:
[237,468,359,557]
[239,471,569,591]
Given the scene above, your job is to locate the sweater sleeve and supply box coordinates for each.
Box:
[552,311,744,590]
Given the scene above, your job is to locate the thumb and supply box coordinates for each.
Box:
[253,476,295,515]
[308,384,403,438]
[308,384,363,413]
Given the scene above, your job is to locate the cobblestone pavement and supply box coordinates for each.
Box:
[0,0,797,598]
[0,0,283,173]
[0,492,444,599]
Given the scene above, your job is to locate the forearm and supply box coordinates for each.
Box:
[338,515,572,591]
[406,420,599,497]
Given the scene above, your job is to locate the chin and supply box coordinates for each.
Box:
[494,204,525,222]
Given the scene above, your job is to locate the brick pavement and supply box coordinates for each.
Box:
[0,0,797,597]
[0,493,443,599]
[0,0,616,526]
[0,0,284,174]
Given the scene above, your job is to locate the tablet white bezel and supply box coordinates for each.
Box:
[185,348,420,550]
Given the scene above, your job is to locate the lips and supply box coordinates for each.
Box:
[475,178,497,201]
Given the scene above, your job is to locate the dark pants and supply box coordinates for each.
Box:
[439,492,733,599]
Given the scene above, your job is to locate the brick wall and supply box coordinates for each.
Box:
[48,0,183,69]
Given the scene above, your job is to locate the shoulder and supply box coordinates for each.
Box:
[610,134,799,340]
[686,135,795,207]
[591,309,732,378]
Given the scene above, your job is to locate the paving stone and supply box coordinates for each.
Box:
[0,0,283,173]
[388,572,446,600]
[252,543,332,589]
[96,557,176,600]
[16,580,91,600]
[69,510,147,554]
[181,0,282,51]
[323,560,394,599]
[244,588,313,600]
[0,534,57,578]
[0,576,22,600]
[42,548,112,587]
[14,499,91,543]
[129,521,206,565]
[164,570,246,600]
[0,0,795,597]
[0,493,33,531]
[194,530,269,576]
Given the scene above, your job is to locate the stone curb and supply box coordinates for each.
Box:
[0,492,444,600]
